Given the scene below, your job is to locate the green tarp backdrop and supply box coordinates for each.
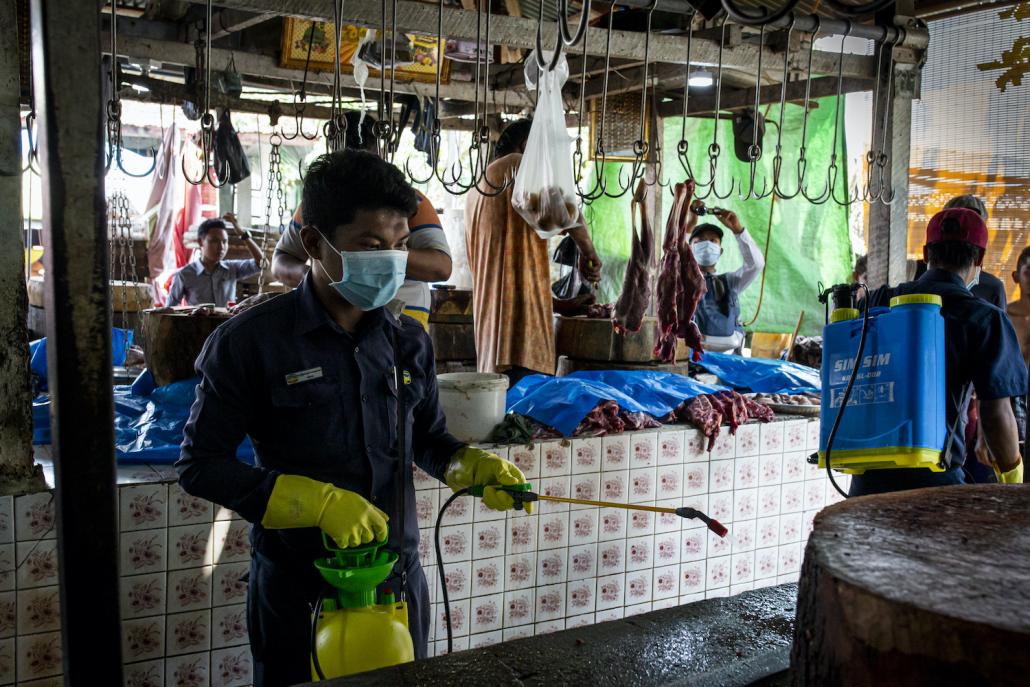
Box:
[583,96,854,336]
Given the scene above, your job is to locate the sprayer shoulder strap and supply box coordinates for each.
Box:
[941,382,974,469]
[391,328,408,586]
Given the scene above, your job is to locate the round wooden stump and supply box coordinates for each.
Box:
[791,485,1030,686]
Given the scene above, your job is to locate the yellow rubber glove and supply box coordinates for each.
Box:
[261,474,389,548]
[994,461,1024,484]
[445,447,531,513]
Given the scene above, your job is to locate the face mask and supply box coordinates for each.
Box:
[967,266,981,291]
[692,241,722,267]
[315,231,408,311]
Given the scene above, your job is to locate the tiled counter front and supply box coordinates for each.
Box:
[416,417,843,656]
[11,416,837,684]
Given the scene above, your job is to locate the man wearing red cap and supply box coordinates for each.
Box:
[856,208,1026,495]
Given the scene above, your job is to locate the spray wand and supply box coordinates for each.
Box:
[435,483,727,654]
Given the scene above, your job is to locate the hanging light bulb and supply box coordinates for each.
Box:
[688,71,714,87]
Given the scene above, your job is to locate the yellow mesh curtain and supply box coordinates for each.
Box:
[908,5,1030,296]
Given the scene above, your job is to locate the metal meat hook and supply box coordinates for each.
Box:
[824,21,861,207]
[105,0,157,178]
[738,23,771,200]
[675,12,713,189]
[182,0,230,187]
[574,2,619,203]
[696,19,736,201]
[281,22,320,142]
[871,28,904,205]
[405,0,446,186]
[770,14,799,199]
[604,0,659,199]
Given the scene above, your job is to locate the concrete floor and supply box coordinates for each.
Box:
[313,583,799,686]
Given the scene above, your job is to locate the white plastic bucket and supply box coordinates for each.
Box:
[437,372,509,443]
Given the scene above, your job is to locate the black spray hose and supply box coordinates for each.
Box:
[311,585,331,681]
[435,487,470,655]
[823,283,871,499]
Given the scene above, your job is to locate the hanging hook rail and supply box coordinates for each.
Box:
[281,23,320,142]
[739,23,771,200]
[181,0,229,187]
[719,0,802,27]
[535,0,565,72]
[471,0,514,196]
[696,18,735,201]
[106,0,157,178]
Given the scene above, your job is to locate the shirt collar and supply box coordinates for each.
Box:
[293,273,401,337]
[918,267,967,289]
[191,259,229,275]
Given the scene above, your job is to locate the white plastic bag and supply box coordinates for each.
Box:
[512,51,580,240]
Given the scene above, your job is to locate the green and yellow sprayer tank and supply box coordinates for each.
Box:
[310,534,414,680]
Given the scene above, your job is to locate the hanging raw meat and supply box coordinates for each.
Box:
[711,391,748,434]
[682,395,723,451]
[612,182,655,334]
[654,180,705,362]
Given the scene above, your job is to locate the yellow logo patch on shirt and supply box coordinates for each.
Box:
[285,367,324,385]
[403,370,412,385]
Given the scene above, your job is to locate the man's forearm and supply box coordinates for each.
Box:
[566,225,595,254]
[406,249,452,283]
[980,397,1021,472]
[243,236,264,263]
[272,251,310,288]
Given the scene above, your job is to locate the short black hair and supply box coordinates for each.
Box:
[692,223,723,241]
[495,119,532,159]
[854,254,867,276]
[301,150,419,236]
[197,218,227,241]
[1017,246,1030,271]
[925,240,981,271]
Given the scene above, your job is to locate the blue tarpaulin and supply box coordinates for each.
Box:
[32,369,255,465]
[506,370,727,437]
[29,329,134,392]
[693,352,821,394]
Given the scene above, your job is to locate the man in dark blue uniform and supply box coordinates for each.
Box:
[177,151,527,686]
[854,208,1025,496]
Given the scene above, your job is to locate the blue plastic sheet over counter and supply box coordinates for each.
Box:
[32,369,254,465]
[29,329,134,392]
[693,352,821,394]
[506,370,727,437]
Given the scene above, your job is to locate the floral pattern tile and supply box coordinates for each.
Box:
[16,541,59,590]
[123,658,164,687]
[165,651,209,687]
[211,604,247,649]
[166,610,211,657]
[210,646,252,687]
[211,563,249,608]
[167,568,213,614]
[167,485,213,527]
[17,631,61,682]
[14,493,55,542]
[120,485,168,533]
[168,525,214,570]
[16,586,61,635]
[121,572,166,620]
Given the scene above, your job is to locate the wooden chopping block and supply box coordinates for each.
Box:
[142,308,232,386]
[554,315,691,362]
[429,321,477,362]
[27,276,153,312]
[792,485,1030,686]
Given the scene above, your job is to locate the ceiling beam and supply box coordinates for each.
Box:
[209,9,276,39]
[209,0,878,77]
[105,31,535,108]
[656,76,874,118]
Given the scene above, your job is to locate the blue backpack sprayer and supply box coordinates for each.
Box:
[814,282,948,497]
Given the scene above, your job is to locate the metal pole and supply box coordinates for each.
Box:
[0,0,45,495]
[29,0,123,682]
[867,3,918,288]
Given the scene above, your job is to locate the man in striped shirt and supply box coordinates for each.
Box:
[271,111,452,328]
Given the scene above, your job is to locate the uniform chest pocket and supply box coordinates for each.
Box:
[270,380,339,408]
[385,370,427,419]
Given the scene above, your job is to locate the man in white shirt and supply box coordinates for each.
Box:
[687,205,765,354]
